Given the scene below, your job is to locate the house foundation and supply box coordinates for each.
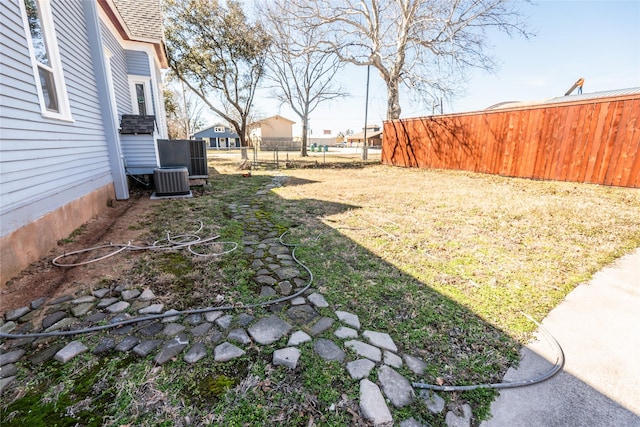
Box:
[0,184,116,286]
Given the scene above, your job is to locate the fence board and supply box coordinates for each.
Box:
[382,93,640,188]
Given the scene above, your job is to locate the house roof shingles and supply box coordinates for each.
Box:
[112,0,164,41]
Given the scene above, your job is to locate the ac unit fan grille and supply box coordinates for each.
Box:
[154,167,190,196]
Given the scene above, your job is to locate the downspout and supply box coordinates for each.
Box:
[82,0,129,200]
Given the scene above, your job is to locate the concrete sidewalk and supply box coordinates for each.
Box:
[481,248,640,427]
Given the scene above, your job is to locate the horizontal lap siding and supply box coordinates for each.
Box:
[0,0,113,235]
[382,95,640,188]
[101,21,131,117]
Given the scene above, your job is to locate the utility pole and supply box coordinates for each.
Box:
[362,65,370,161]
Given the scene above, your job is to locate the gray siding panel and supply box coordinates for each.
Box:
[0,0,113,236]
[101,21,131,117]
[125,50,151,76]
[121,134,159,173]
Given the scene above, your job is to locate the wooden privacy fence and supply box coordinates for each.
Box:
[382,93,640,188]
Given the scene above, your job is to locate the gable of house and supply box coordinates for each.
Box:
[251,115,295,139]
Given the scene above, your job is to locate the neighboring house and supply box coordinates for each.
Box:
[0,0,168,285]
[347,125,383,146]
[192,124,240,149]
[249,115,296,150]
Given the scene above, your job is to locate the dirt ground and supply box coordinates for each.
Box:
[0,190,154,314]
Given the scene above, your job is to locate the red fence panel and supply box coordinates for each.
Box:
[382,93,640,188]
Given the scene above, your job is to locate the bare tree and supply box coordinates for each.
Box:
[164,83,206,139]
[164,0,271,158]
[284,0,530,120]
[262,2,348,156]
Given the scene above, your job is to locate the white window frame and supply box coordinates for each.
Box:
[128,76,152,116]
[19,0,72,121]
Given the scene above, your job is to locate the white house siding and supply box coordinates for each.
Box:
[0,0,115,238]
[125,50,150,75]
[100,21,131,118]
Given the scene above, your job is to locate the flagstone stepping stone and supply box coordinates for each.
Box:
[0,349,25,366]
[248,315,291,345]
[0,321,16,334]
[71,302,94,317]
[106,301,130,313]
[273,347,301,369]
[29,343,63,365]
[120,289,141,300]
[237,313,254,327]
[214,342,245,362]
[162,309,181,323]
[290,297,306,306]
[204,311,223,323]
[261,286,276,297]
[216,315,234,330]
[383,350,403,368]
[163,323,186,336]
[346,359,376,380]
[269,246,290,255]
[345,340,381,362]
[138,289,156,301]
[48,295,73,305]
[403,354,427,375]
[4,307,31,320]
[115,336,140,352]
[184,342,207,363]
[154,334,189,365]
[334,326,358,339]
[0,364,18,379]
[132,339,162,357]
[363,330,398,352]
[287,330,311,346]
[419,389,445,414]
[307,292,329,308]
[97,298,119,308]
[184,314,202,325]
[360,379,393,426]
[45,317,76,332]
[445,403,473,427]
[377,365,415,408]
[286,305,318,325]
[92,337,116,355]
[139,322,163,336]
[93,289,111,298]
[228,328,251,345]
[400,418,425,427]
[0,376,16,393]
[335,310,360,329]
[139,304,164,314]
[55,341,88,363]
[84,312,107,324]
[190,322,212,336]
[72,296,96,304]
[275,266,300,280]
[313,338,345,362]
[309,317,334,336]
[42,311,67,329]
[255,275,277,286]
[31,297,47,309]
[278,280,293,295]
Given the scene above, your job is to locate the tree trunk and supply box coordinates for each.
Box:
[386,79,402,120]
[300,117,308,157]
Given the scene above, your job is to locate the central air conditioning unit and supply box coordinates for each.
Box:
[153,167,190,196]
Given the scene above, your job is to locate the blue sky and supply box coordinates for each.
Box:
[254,1,640,136]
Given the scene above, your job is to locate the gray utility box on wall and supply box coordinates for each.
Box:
[154,167,190,196]
[157,139,208,179]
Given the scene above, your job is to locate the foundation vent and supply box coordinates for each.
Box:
[153,167,190,196]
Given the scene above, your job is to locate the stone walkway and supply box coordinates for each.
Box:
[0,174,472,427]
